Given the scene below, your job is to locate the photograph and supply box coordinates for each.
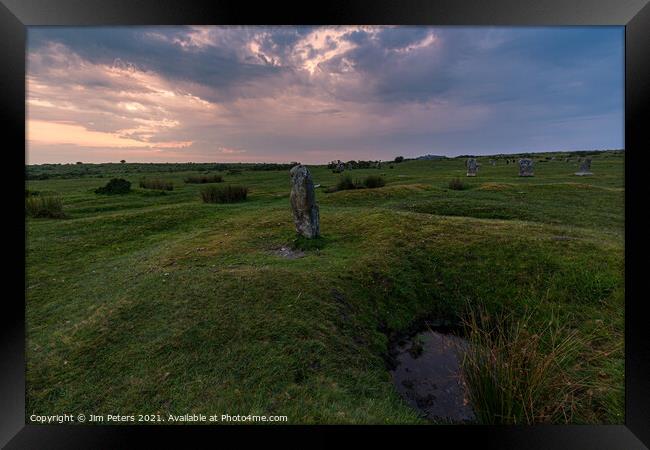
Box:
[23,24,627,427]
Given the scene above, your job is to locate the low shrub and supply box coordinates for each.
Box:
[461,306,588,424]
[363,175,386,189]
[328,174,386,192]
[26,195,65,218]
[95,178,131,195]
[184,174,223,184]
[336,175,357,191]
[139,178,174,190]
[227,169,242,176]
[448,178,468,190]
[200,185,248,203]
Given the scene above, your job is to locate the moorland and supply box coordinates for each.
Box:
[25,150,624,424]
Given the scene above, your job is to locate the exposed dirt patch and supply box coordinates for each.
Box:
[273,246,305,259]
[551,235,579,241]
[477,182,514,191]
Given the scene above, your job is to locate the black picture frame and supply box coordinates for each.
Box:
[2,0,648,447]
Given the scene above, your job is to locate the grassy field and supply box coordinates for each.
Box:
[25,151,624,424]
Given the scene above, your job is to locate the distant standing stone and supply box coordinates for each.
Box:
[519,158,534,177]
[466,158,478,177]
[290,165,320,238]
[575,157,593,176]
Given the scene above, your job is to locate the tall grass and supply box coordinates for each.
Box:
[185,174,223,184]
[26,195,65,218]
[460,306,589,424]
[331,174,386,192]
[139,178,174,190]
[449,178,468,190]
[336,175,357,191]
[363,175,386,188]
[200,185,248,203]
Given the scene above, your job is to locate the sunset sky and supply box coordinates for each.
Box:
[26,26,624,164]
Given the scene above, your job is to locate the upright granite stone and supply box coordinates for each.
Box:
[519,158,534,177]
[466,158,478,177]
[575,157,593,176]
[290,165,320,238]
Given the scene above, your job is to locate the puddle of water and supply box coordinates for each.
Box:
[390,330,475,423]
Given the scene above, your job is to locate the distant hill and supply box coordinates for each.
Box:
[415,154,447,160]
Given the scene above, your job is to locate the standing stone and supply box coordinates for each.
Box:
[489,159,496,166]
[466,158,478,177]
[519,158,534,177]
[290,165,320,238]
[575,157,593,176]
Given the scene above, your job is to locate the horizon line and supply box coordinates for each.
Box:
[25,148,625,166]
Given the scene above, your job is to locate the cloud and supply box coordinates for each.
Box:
[28,120,192,149]
[26,26,624,164]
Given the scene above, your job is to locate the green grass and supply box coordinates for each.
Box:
[185,174,223,184]
[140,178,174,191]
[25,151,624,424]
[25,194,66,219]
[200,185,248,203]
[460,305,599,424]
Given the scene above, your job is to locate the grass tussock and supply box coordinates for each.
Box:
[139,178,174,190]
[200,185,248,203]
[460,306,589,424]
[95,178,131,195]
[26,195,66,218]
[329,174,386,192]
[334,174,356,191]
[448,178,468,190]
[363,175,386,189]
[185,174,223,184]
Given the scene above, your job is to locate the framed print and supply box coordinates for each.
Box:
[2,0,649,447]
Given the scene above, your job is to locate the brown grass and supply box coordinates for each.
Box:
[460,305,590,424]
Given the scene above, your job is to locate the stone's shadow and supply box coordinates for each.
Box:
[291,234,327,251]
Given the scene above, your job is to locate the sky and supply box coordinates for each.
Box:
[26,26,624,164]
